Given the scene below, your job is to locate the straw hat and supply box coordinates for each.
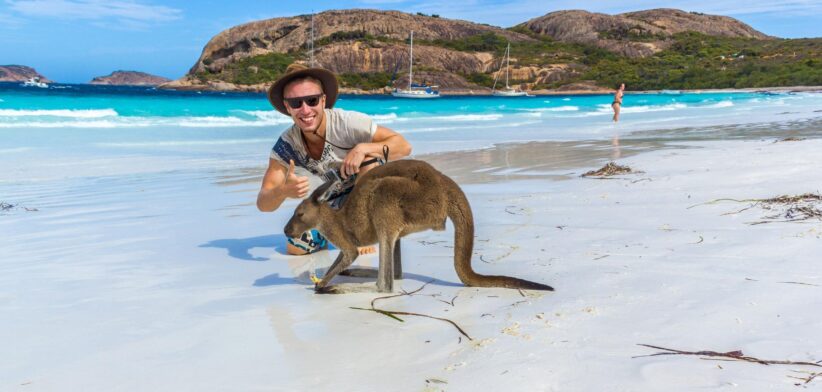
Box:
[267,63,338,115]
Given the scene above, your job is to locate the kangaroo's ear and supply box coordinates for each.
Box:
[310,180,335,204]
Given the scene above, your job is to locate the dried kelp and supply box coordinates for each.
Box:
[581,162,641,178]
[692,193,822,224]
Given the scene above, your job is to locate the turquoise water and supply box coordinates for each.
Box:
[0,82,805,127]
[2,82,821,183]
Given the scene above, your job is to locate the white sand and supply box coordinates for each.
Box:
[2,137,822,391]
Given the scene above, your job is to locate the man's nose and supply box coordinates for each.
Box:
[296,101,313,112]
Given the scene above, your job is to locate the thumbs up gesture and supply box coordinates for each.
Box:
[282,159,309,199]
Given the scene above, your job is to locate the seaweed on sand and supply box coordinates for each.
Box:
[581,162,641,178]
[691,193,822,224]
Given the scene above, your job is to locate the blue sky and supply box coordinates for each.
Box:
[1,0,820,83]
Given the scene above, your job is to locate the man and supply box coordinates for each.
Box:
[257,63,412,255]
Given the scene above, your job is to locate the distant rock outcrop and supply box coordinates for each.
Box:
[0,65,52,83]
[522,8,770,57]
[90,71,171,86]
[188,9,532,76]
[163,8,778,92]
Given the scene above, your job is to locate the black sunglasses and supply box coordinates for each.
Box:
[284,94,324,109]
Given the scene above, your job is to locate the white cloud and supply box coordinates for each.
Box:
[0,12,25,27]
[6,0,182,23]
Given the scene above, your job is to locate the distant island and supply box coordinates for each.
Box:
[161,8,821,93]
[0,65,51,83]
[90,71,171,86]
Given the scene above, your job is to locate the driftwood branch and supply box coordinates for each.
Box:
[350,281,473,341]
[635,344,822,368]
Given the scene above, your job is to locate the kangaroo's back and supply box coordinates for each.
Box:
[332,159,553,291]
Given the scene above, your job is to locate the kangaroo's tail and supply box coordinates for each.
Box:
[445,178,554,292]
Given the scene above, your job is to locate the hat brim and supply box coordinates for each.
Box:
[268,68,338,116]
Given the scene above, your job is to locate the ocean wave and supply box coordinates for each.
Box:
[96,138,272,148]
[0,115,285,128]
[596,103,687,114]
[545,106,579,112]
[519,106,579,112]
[424,114,504,122]
[235,110,299,124]
[706,101,734,108]
[371,113,399,122]
[0,108,119,118]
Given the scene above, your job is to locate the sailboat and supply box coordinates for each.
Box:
[21,77,48,88]
[492,43,529,97]
[392,31,440,99]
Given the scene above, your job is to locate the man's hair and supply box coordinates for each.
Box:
[284,76,324,96]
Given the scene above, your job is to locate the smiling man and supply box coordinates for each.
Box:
[257,63,412,255]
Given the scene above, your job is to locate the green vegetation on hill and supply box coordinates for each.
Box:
[195,52,294,85]
[338,72,392,90]
[196,29,820,91]
[580,33,822,89]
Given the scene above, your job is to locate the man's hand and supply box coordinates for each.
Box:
[282,159,310,198]
[341,145,368,179]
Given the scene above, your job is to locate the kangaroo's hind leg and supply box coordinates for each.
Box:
[376,234,399,293]
[393,238,402,279]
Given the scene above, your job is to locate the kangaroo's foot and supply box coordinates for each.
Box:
[357,245,376,255]
[339,267,378,278]
[315,283,378,294]
[314,284,341,294]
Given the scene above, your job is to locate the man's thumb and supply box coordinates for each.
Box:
[287,159,296,178]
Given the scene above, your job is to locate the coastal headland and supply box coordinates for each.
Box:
[160,8,820,94]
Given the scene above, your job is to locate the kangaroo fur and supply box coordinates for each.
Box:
[284,159,554,293]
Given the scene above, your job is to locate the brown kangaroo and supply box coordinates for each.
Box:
[284,159,554,293]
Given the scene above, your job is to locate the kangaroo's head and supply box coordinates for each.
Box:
[283,180,334,238]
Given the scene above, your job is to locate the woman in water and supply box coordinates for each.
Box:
[612,83,625,122]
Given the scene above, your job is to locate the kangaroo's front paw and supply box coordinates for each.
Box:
[314,284,340,294]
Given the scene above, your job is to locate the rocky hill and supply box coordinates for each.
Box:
[521,8,771,57]
[0,65,52,83]
[90,71,171,86]
[187,9,531,76]
[161,8,817,93]
[162,9,533,91]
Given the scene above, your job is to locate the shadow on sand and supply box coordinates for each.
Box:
[199,234,289,261]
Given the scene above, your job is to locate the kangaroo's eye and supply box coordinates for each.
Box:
[297,212,304,218]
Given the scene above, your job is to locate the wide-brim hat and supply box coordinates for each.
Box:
[268,63,338,116]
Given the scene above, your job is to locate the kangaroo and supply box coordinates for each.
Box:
[284,159,554,293]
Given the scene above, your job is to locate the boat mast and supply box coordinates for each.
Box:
[409,31,414,88]
[505,42,510,89]
[310,13,315,67]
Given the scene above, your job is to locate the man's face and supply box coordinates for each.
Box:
[284,80,325,134]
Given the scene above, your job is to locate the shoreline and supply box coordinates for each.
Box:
[4,80,819,97]
[153,78,822,96]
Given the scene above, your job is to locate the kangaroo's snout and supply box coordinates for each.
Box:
[283,217,299,238]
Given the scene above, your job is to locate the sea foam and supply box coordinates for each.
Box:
[0,108,119,118]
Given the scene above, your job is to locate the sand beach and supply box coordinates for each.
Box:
[2,86,822,390]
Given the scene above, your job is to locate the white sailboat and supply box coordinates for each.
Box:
[392,31,440,99]
[21,77,48,88]
[492,43,529,97]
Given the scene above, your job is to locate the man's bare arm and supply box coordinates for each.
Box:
[340,125,412,178]
[257,159,310,212]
